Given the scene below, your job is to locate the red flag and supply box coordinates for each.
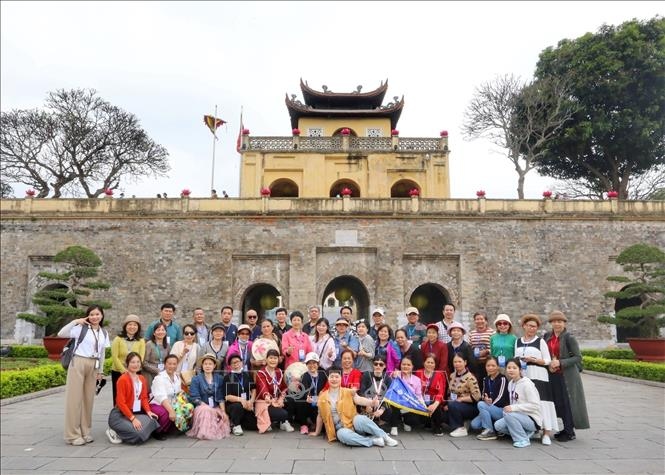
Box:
[204,115,226,136]
[236,109,244,153]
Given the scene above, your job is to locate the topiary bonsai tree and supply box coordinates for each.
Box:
[598,243,665,339]
[18,245,112,336]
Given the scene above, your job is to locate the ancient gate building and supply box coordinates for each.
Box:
[1,80,664,345]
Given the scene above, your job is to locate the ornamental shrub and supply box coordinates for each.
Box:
[582,356,665,382]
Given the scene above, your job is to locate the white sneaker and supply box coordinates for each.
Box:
[232,425,244,436]
[280,421,295,432]
[371,436,385,447]
[403,424,412,432]
[105,428,122,444]
[383,435,399,447]
[541,434,552,445]
[449,427,468,438]
[390,426,398,436]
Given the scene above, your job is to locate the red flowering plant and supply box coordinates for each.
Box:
[543,190,552,198]
[341,128,351,136]
[292,128,301,135]
[104,188,114,197]
[260,186,271,197]
[440,130,449,137]
[391,129,399,136]
[242,129,250,135]
[25,189,36,197]
[476,190,486,198]
[340,187,352,196]
[409,188,420,197]
[607,190,619,198]
[181,189,191,197]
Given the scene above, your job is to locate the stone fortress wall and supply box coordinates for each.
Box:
[1,197,663,345]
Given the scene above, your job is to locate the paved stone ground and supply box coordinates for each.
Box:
[1,373,664,475]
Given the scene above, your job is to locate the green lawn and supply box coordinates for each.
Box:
[0,357,58,371]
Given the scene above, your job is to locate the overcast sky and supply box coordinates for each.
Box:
[1,1,661,199]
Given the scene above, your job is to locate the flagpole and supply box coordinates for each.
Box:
[210,104,218,193]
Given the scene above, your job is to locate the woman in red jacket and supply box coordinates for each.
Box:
[420,324,449,377]
[106,352,159,444]
[415,353,447,436]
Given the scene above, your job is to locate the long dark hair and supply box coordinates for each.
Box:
[314,317,331,342]
[85,305,105,327]
[150,322,168,349]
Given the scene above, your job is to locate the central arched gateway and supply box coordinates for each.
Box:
[240,283,282,323]
[321,275,370,323]
[409,283,451,324]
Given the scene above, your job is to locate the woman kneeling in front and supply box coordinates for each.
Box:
[317,367,399,447]
[106,352,159,444]
[494,358,543,448]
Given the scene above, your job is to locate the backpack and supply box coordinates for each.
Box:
[61,324,89,370]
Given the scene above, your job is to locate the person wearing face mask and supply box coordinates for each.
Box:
[225,325,254,372]
[223,354,258,436]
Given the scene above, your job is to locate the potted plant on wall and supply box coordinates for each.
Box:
[598,243,665,362]
[17,245,112,360]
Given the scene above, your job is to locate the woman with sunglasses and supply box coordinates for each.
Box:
[359,355,393,426]
[490,314,516,370]
[170,324,202,391]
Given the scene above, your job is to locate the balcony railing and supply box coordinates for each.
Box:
[245,136,444,152]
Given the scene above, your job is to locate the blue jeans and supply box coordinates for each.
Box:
[336,415,387,447]
[445,401,479,430]
[494,412,536,442]
[471,401,504,431]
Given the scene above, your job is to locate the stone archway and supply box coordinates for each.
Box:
[409,283,451,325]
[330,179,361,198]
[240,283,282,323]
[391,179,420,198]
[321,275,370,323]
[270,178,299,197]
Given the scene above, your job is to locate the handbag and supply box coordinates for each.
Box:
[61,325,89,370]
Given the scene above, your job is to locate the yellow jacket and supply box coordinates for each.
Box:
[111,337,146,372]
[318,387,358,442]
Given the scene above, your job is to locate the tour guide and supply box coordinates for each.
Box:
[317,366,398,447]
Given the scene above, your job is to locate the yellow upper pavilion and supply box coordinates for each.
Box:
[238,79,450,198]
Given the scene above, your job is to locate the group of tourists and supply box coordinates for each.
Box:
[59,302,589,449]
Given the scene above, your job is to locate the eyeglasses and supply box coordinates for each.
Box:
[373,362,386,367]
[496,322,510,326]
[184,332,196,336]
[247,315,258,319]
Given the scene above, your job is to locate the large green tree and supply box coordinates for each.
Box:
[533,16,665,199]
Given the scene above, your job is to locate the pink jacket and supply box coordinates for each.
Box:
[281,329,313,368]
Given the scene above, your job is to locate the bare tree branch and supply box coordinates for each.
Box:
[1,88,170,198]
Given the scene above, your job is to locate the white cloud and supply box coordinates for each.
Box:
[1,1,660,198]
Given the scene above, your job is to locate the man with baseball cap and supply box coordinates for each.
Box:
[401,307,427,349]
[333,317,359,366]
[369,307,389,340]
